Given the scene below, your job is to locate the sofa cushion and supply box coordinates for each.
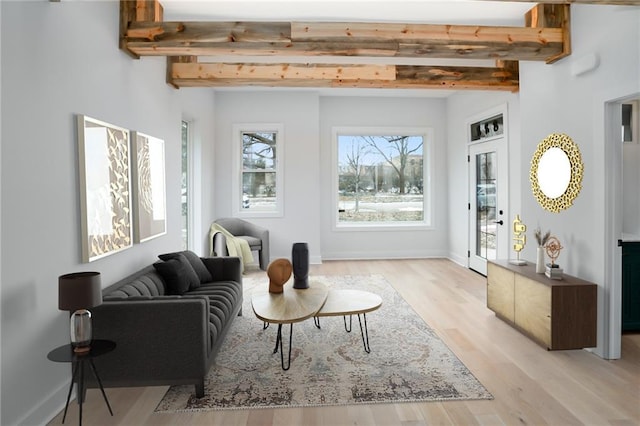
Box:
[159,250,213,284]
[103,272,166,300]
[185,280,243,351]
[239,235,261,249]
[153,258,194,295]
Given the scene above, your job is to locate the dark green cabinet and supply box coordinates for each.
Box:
[622,242,640,331]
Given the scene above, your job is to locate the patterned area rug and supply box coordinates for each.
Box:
[155,274,492,412]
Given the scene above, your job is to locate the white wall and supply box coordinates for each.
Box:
[212,93,449,261]
[320,96,449,259]
[518,5,640,357]
[0,2,215,425]
[180,88,217,256]
[0,0,3,418]
[213,91,323,263]
[446,92,521,266]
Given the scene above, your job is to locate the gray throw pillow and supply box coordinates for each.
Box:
[153,259,191,295]
[159,250,213,285]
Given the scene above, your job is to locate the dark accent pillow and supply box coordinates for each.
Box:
[159,250,213,284]
[153,259,191,295]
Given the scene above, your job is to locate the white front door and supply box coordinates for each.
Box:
[468,138,509,275]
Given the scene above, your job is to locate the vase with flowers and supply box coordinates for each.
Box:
[534,227,551,273]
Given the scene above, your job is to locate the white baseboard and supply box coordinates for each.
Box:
[447,252,468,268]
[20,381,69,426]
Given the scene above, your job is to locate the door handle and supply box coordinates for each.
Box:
[493,220,504,225]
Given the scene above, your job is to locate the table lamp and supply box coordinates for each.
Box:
[58,272,102,354]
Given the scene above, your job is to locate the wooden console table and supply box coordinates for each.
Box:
[487,260,597,350]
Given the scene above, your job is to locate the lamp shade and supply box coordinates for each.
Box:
[58,272,102,311]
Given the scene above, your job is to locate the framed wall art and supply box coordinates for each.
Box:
[77,115,133,262]
[131,131,166,243]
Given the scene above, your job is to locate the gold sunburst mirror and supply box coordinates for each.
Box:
[530,133,584,213]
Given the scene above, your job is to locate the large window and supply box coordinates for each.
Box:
[335,127,431,228]
[233,124,283,217]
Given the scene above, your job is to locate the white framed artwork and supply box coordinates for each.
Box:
[77,115,133,262]
[131,131,166,243]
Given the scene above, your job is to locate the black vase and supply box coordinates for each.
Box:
[292,242,309,289]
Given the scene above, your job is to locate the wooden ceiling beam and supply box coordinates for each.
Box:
[526,4,571,63]
[123,20,566,62]
[168,61,519,91]
[119,1,581,91]
[120,0,164,58]
[171,62,397,81]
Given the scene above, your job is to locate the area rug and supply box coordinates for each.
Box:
[155,274,492,412]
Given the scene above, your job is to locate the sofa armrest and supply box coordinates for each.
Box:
[245,222,269,262]
[90,297,210,385]
[201,256,242,283]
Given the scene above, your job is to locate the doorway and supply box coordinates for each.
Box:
[468,136,509,275]
[605,93,640,360]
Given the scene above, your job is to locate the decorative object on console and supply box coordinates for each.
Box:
[131,131,166,243]
[509,214,527,266]
[530,133,584,213]
[545,236,564,280]
[534,227,551,273]
[58,272,103,354]
[267,258,293,293]
[292,242,309,289]
[76,115,133,262]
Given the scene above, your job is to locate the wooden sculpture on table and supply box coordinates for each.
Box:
[267,258,293,293]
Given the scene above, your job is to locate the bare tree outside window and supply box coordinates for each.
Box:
[338,133,426,224]
[242,131,277,212]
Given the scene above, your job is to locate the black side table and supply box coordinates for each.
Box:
[47,339,115,425]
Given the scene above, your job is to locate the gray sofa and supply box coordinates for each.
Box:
[87,251,243,398]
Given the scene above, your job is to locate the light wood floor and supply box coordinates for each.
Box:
[47,259,640,426]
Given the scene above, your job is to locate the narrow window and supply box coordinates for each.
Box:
[181,120,190,249]
[233,124,284,217]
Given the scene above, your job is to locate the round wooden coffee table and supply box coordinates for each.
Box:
[252,280,328,370]
[314,289,383,353]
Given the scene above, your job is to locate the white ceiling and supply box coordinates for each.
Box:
[161,1,537,26]
[160,0,540,97]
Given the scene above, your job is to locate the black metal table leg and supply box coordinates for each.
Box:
[62,361,80,424]
[343,315,353,332]
[274,323,293,370]
[314,316,321,328]
[47,340,117,426]
[78,360,84,426]
[357,313,372,353]
[273,324,281,354]
[88,359,113,416]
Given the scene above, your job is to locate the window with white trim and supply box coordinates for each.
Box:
[181,120,190,249]
[233,124,284,217]
[334,127,432,228]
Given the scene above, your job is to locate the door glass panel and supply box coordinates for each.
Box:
[475,152,497,260]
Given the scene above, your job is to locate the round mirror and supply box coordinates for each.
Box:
[530,133,583,213]
[537,147,571,199]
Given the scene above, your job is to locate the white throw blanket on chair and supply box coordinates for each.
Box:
[209,223,254,273]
